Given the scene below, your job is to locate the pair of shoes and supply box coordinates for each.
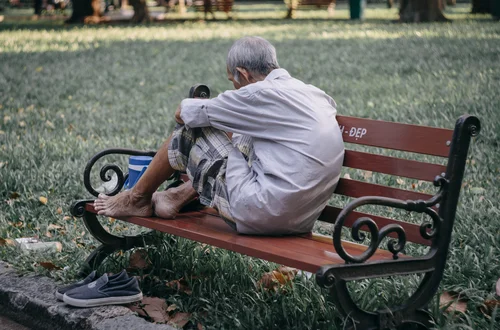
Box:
[56,270,143,307]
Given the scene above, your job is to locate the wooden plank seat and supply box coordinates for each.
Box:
[284,0,336,18]
[192,0,234,19]
[71,114,480,329]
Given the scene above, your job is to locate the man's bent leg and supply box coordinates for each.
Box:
[167,125,238,230]
[94,136,177,218]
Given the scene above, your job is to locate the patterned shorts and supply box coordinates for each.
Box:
[167,125,253,231]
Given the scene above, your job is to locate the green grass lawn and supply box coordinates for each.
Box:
[1,3,499,329]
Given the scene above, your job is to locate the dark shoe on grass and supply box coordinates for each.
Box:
[63,273,142,307]
[56,270,128,301]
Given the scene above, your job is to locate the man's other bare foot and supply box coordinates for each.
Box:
[152,183,198,219]
[94,191,153,218]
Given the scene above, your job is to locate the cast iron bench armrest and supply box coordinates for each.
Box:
[330,175,446,265]
[82,148,158,197]
[315,177,446,289]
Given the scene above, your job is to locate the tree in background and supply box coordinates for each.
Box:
[399,0,448,22]
[129,0,150,22]
[66,0,100,23]
[471,0,491,14]
[34,0,42,15]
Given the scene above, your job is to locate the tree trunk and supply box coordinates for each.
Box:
[399,0,449,22]
[34,0,43,15]
[129,0,151,22]
[178,0,186,14]
[471,0,491,14]
[66,0,101,23]
[446,0,456,6]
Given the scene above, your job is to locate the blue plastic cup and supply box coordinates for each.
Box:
[124,156,153,190]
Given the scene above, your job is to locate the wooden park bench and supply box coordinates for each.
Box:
[284,0,336,18]
[192,0,234,20]
[71,113,480,329]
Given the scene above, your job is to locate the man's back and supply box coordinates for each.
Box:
[220,69,345,234]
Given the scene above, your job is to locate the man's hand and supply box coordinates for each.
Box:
[175,104,184,125]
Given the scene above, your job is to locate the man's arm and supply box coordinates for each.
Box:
[179,88,273,137]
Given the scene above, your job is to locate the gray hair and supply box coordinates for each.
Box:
[227,36,280,83]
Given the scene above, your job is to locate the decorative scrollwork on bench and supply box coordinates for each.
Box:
[83,148,156,197]
[333,176,448,264]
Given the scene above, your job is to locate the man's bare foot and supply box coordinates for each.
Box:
[152,182,198,219]
[94,191,153,218]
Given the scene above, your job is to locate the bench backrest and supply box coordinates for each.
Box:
[319,116,454,246]
[297,0,335,6]
[192,0,233,13]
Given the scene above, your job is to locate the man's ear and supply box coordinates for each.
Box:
[236,67,252,84]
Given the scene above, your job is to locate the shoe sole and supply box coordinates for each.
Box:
[63,292,143,307]
[55,291,64,301]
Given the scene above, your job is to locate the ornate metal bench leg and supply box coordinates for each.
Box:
[327,278,432,329]
[317,262,436,329]
[71,200,156,275]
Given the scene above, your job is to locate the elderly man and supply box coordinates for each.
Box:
[94,36,344,235]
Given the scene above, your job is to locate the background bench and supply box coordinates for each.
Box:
[192,0,234,19]
[284,0,336,18]
[71,114,480,329]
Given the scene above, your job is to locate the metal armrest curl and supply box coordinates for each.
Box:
[83,148,157,197]
[333,176,448,264]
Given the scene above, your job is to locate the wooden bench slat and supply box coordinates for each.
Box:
[85,204,394,273]
[344,150,446,182]
[335,178,433,201]
[337,116,453,157]
[319,206,430,246]
[297,0,334,6]
[196,206,429,246]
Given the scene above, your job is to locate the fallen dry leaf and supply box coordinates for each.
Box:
[45,120,55,129]
[257,266,298,292]
[9,221,23,228]
[0,238,16,246]
[166,278,193,295]
[197,322,203,330]
[479,299,500,318]
[39,196,48,205]
[47,224,63,231]
[439,291,467,313]
[343,173,351,180]
[166,304,178,312]
[362,171,373,180]
[56,207,63,214]
[496,278,500,296]
[167,312,191,328]
[63,216,71,221]
[396,178,405,185]
[128,297,169,323]
[128,249,152,270]
[39,262,61,271]
[9,192,20,199]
